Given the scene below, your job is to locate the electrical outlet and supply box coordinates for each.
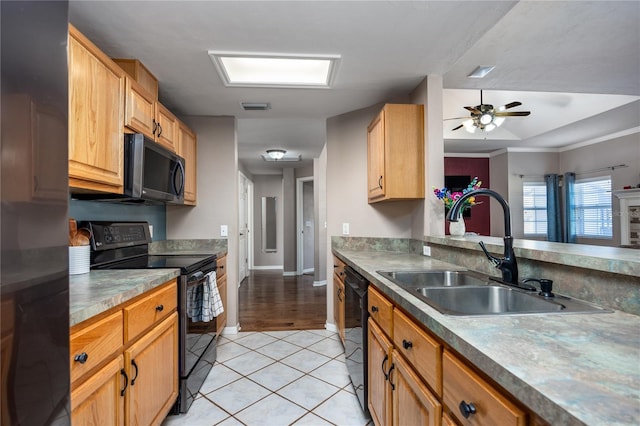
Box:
[148,225,154,239]
[423,246,431,256]
[220,225,228,237]
[342,223,350,235]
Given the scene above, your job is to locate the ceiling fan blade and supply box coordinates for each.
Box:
[495,111,531,117]
[464,106,481,114]
[451,124,464,131]
[444,117,469,121]
[503,101,522,110]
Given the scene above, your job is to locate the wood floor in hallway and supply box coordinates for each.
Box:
[239,270,326,332]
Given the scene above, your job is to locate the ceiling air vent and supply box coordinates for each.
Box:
[241,102,271,111]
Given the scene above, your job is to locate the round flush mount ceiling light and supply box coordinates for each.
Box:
[266,149,286,160]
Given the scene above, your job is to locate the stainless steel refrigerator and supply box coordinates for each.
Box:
[1,1,71,425]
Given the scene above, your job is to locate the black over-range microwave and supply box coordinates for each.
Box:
[71,133,185,204]
[124,133,185,204]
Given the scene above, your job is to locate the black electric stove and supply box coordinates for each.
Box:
[83,221,219,415]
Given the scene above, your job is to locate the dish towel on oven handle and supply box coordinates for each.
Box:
[186,270,224,322]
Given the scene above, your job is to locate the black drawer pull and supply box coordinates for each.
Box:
[459,400,477,418]
[156,304,164,312]
[74,352,88,364]
[402,339,413,350]
[120,369,128,396]
[388,364,395,391]
[382,354,389,380]
[131,359,139,385]
[371,306,379,313]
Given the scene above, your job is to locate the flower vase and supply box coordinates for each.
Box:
[449,212,466,236]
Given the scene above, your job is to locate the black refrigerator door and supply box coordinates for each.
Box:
[1,1,71,425]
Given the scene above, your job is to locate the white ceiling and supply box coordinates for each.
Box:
[69,1,640,175]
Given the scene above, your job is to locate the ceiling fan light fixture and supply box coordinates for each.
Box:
[467,65,495,79]
[479,113,493,125]
[484,123,496,132]
[493,116,506,127]
[266,149,286,160]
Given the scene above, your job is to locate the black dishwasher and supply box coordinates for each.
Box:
[343,265,370,417]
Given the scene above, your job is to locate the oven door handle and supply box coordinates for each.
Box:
[187,271,209,287]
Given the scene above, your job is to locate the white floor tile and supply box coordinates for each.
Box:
[255,339,303,360]
[263,329,300,339]
[234,332,278,350]
[235,393,307,425]
[281,348,332,373]
[247,362,305,392]
[283,330,326,347]
[161,397,229,426]
[199,364,243,395]
[206,377,271,414]
[223,350,275,376]
[292,412,334,425]
[309,358,352,388]
[216,417,244,426]
[313,389,370,426]
[215,341,251,363]
[308,329,338,338]
[277,375,340,410]
[307,337,347,358]
[219,331,254,341]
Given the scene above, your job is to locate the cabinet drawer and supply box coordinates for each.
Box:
[443,350,526,426]
[124,280,177,343]
[368,286,393,337]
[393,309,442,397]
[216,255,227,279]
[70,311,123,384]
[333,256,345,280]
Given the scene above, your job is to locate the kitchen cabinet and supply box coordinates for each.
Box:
[70,279,178,426]
[177,120,198,205]
[367,286,441,426]
[367,285,525,426]
[367,104,424,203]
[333,256,346,344]
[216,255,228,335]
[68,24,125,194]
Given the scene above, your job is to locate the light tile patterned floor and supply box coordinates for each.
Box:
[162,330,371,426]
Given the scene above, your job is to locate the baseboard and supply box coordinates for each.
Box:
[283,271,297,277]
[303,267,315,274]
[313,280,327,287]
[221,324,240,335]
[325,322,338,333]
[251,265,283,270]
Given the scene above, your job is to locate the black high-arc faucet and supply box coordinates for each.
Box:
[446,188,519,284]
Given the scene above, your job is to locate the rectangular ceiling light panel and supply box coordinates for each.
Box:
[209,52,339,88]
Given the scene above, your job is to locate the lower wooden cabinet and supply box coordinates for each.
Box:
[125,313,178,426]
[71,355,125,426]
[216,273,228,336]
[333,273,345,344]
[70,280,178,426]
[368,319,393,426]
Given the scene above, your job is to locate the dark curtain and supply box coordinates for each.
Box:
[545,174,563,242]
[563,172,577,243]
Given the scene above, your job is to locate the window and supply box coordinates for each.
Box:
[574,176,612,238]
[522,181,547,236]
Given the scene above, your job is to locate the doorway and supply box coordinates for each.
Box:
[238,172,253,285]
[296,177,314,276]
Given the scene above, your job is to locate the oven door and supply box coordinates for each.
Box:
[179,272,217,377]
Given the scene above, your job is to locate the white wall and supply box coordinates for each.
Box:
[252,174,284,268]
[166,115,239,331]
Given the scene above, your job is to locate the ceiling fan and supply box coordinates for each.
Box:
[446,90,531,133]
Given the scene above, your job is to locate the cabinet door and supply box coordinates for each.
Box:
[368,319,393,426]
[333,273,345,344]
[123,77,155,139]
[177,122,197,204]
[216,274,228,336]
[125,313,178,426]
[391,349,442,426]
[71,355,125,426]
[68,25,125,193]
[367,109,385,201]
[154,103,177,152]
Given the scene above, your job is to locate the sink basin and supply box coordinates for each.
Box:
[411,286,611,316]
[378,270,488,288]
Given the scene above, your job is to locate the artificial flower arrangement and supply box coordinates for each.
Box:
[433,177,482,211]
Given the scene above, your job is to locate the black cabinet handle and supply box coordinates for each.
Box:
[459,400,477,418]
[157,123,163,138]
[152,119,158,135]
[388,364,396,391]
[378,176,383,189]
[156,304,164,312]
[402,339,413,350]
[74,352,88,364]
[120,368,128,396]
[131,359,139,385]
[371,306,379,313]
[382,354,389,380]
[337,288,343,303]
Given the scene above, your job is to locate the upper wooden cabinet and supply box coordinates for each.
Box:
[367,104,425,203]
[68,24,125,194]
[113,59,158,100]
[177,120,197,205]
[154,102,178,152]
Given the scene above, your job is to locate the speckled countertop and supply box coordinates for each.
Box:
[334,249,640,426]
[69,269,180,326]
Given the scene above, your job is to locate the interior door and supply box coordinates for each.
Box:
[238,173,249,283]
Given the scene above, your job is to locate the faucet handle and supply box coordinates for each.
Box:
[479,241,501,266]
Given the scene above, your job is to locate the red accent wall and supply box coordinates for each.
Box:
[443,157,491,236]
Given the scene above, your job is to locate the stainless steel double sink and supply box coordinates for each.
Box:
[377,270,610,316]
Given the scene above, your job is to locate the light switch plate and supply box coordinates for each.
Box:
[220,225,228,237]
[149,225,154,239]
[423,246,431,256]
[342,223,350,235]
